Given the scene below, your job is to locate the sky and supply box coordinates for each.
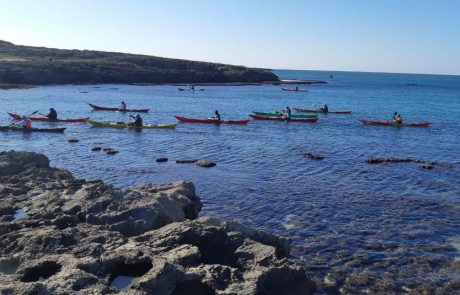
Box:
[0,0,459,75]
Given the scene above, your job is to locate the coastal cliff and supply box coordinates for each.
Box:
[0,151,315,294]
[0,40,279,86]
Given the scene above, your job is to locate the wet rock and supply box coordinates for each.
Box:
[196,160,217,168]
[303,153,325,160]
[0,151,313,294]
[418,164,434,169]
[156,157,168,163]
[106,149,119,155]
[176,159,199,164]
[67,138,79,143]
[91,146,102,151]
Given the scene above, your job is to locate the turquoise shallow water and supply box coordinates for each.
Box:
[1,70,459,292]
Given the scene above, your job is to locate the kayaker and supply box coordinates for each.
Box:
[295,86,298,91]
[211,110,221,121]
[191,85,195,91]
[15,116,32,129]
[320,104,329,113]
[392,112,403,124]
[46,108,58,120]
[119,101,127,111]
[129,114,143,127]
[282,106,291,119]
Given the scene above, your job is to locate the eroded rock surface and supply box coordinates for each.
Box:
[0,151,314,294]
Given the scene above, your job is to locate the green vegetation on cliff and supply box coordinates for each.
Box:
[0,40,279,85]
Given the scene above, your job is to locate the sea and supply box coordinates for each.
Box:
[1,70,459,293]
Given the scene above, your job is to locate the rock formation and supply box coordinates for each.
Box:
[0,151,314,294]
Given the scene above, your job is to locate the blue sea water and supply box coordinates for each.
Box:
[1,70,459,293]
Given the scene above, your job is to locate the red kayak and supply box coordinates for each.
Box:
[88,103,149,113]
[294,108,352,114]
[250,115,318,123]
[359,119,431,127]
[281,88,309,92]
[8,112,87,123]
[175,116,249,125]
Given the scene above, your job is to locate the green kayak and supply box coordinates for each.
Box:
[252,111,318,118]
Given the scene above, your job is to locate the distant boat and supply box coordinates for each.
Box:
[178,88,205,92]
[281,87,309,92]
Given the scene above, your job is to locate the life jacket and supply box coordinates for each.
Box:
[22,119,32,128]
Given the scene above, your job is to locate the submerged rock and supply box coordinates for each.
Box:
[156,157,168,163]
[67,138,79,143]
[303,153,325,160]
[196,160,217,168]
[0,151,314,294]
[91,146,102,151]
[176,159,199,164]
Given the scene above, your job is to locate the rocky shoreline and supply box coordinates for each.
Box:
[0,151,315,294]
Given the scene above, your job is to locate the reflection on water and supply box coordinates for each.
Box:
[1,70,459,292]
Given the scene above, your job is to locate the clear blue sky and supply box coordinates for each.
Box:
[1,0,459,75]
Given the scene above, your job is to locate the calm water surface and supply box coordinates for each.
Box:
[1,70,459,293]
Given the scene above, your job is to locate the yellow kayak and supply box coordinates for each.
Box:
[87,120,176,129]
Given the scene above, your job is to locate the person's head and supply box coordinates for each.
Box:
[136,114,141,118]
[394,112,397,115]
[22,116,27,119]
[215,110,219,114]
[50,108,54,111]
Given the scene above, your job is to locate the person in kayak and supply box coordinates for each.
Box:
[15,116,32,129]
[46,108,58,120]
[282,106,291,119]
[119,101,127,111]
[129,114,143,127]
[295,86,299,91]
[392,112,403,124]
[191,85,195,91]
[211,110,221,121]
[320,104,329,113]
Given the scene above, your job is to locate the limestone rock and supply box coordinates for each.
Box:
[0,151,314,295]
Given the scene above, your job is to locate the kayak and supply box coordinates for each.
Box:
[88,103,150,113]
[0,126,66,133]
[359,119,431,127]
[175,116,249,125]
[281,88,309,92]
[87,120,176,129]
[8,112,88,123]
[249,115,318,123]
[294,108,352,114]
[252,111,317,118]
[178,88,205,91]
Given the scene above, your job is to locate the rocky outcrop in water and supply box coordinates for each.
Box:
[366,157,452,169]
[0,151,314,294]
